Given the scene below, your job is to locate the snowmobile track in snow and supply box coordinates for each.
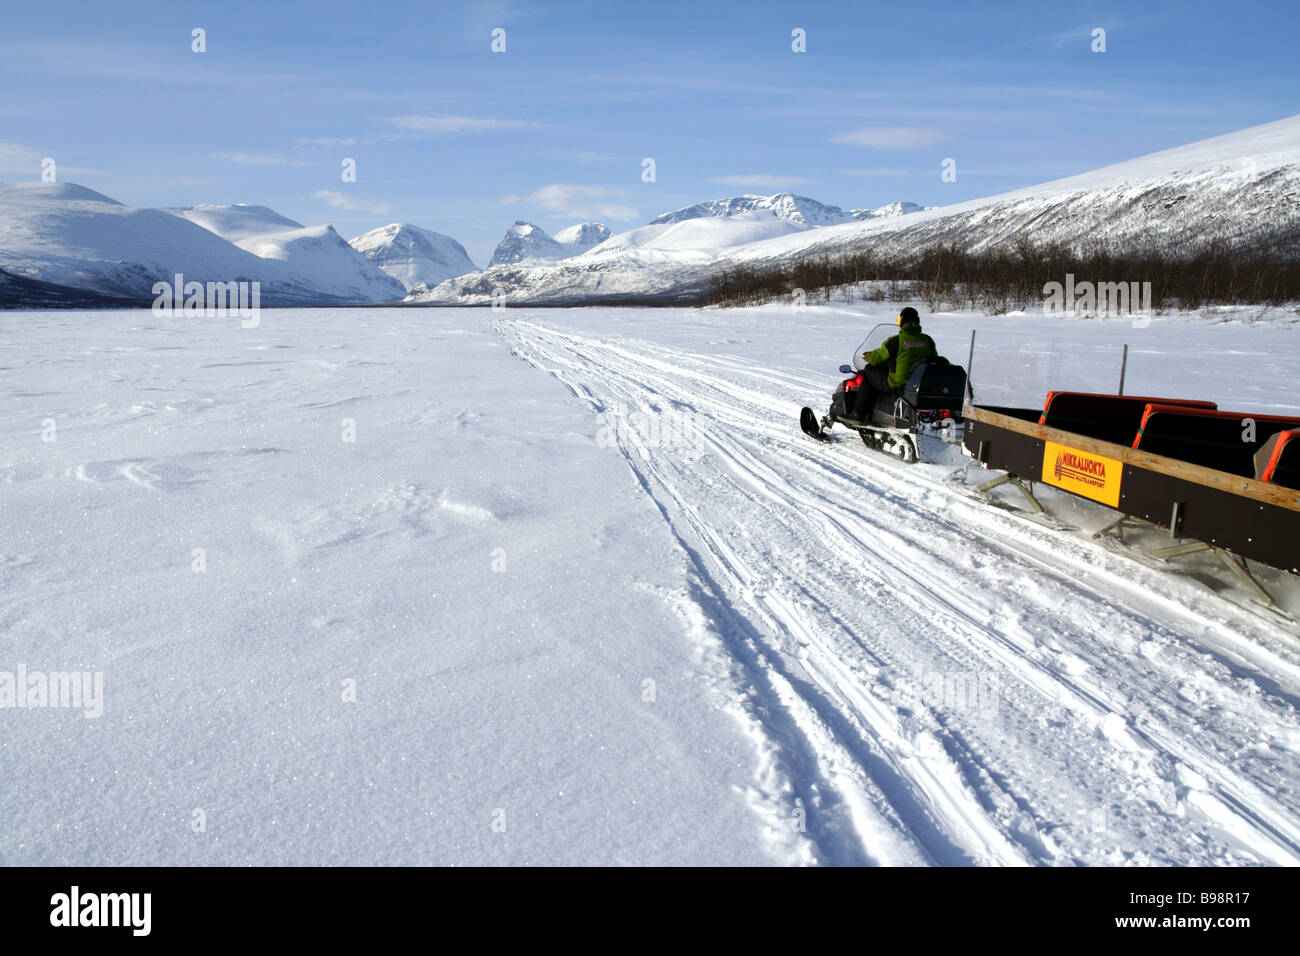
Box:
[499,317,1300,867]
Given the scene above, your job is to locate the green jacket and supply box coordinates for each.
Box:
[865,321,937,389]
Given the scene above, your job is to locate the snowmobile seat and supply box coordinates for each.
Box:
[1133,405,1300,478]
[1038,392,1217,446]
[1255,428,1300,488]
[901,362,966,414]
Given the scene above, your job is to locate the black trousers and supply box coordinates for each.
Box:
[853,365,895,419]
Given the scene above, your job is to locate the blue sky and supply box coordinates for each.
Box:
[2,0,1297,265]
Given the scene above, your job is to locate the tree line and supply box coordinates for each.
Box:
[705,238,1300,313]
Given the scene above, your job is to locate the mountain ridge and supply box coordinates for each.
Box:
[409,114,1300,306]
[5,115,1298,309]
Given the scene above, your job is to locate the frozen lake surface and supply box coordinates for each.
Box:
[2,303,1298,865]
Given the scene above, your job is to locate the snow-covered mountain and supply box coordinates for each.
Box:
[553,222,612,252]
[0,182,282,301]
[734,115,1300,268]
[410,193,931,305]
[0,183,404,305]
[580,212,812,263]
[164,203,304,241]
[414,208,819,306]
[650,192,856,226]
[410,115,1300,306]
[849,201,928,220]
[489,221,570,265]
[10,115,1298,311]
[234,224,406,301]
[484,221,614,270]
[414,196,853,305]
[349,222,478,291]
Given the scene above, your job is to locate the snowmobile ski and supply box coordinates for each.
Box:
[800,406,831,441]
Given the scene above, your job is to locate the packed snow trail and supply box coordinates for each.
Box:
[499,316,1300,866]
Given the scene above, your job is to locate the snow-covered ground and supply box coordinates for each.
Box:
[2,303,1298,866]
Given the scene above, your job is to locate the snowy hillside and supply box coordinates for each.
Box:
[0,182,285,301]
[410,115,1300,306]
[0,266,151,308]
[582,211,812,262]
[165,203,304,242]
[553,222,612,252]
[650,192,856,226]
[411,205,825,305]
[235,224,406,302]
[0,183,405,306]
[850,201,928,220]
[349,222,479,292]
[483,221,615,272]
[428,207,820,304]
[729,114,1300,268]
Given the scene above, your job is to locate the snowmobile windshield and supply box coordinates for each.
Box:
[852,323,900,371]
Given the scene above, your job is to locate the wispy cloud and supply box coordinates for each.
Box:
[214,153,314,167]
[0,41,302,88]
[0,141,102,177]
[0,141,46,175]
[294,137,359,148]
[840,167,910,177]
[297,116,539,150]
[829,127,946,150]
[520,184,637,221]
[549,148,620,164]
[707,174,812,188]
[312,190,391,215]
[1037,22,1124,54]
[385,115,539,136]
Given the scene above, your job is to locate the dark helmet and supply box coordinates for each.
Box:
[898,307,920,326]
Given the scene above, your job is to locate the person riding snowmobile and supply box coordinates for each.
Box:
[852,307,937,419]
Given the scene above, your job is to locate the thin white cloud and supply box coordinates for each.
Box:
[499,194,520,204]
[0,141,102,177]
[214,153,315,167]
[829,127,946,150]
[707,174,812,189]
[312,190,392,215]
[0,141,43,173]
[294,137,359,148]
[521,184,637,221]
[549,148,619,164]
[840,167,910,177]
[385,115,539,135]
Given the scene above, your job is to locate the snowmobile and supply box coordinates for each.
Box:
[799,323,968,463]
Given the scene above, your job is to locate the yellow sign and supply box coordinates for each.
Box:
[1041,441,1123,508]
